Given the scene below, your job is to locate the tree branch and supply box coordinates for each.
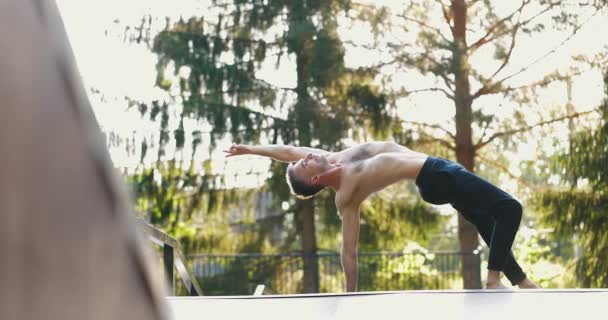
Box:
[402,120,456,139]
[111,124,280,137]
[371,50,455,95]
[196,83,294,97]
[467,0,485,8]
[160,29,281,47]
[392,49,455,93]
[490,8,598,87]
[398,87,454,100]
[475,113,496,146]
[472,30,520,100]
[343,40,383,51]
[436,0,455,36]
[145,96,289,124]
[396,14,451,43]
[417,136,456,151]
[476,154,538,190]
[419,51,455,91]
[468,0,531,51]
[472,9,598,100]
[367,47,412,69]
[486,17,520,82]
[499,73,569,95]
[470,1,562,54]
[475,65,590,100]
[255,78,296,92]
[475,108,600,150]
[439,72,455,90]
[318,106,457,147]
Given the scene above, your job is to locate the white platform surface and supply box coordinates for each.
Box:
[167,289,608,320]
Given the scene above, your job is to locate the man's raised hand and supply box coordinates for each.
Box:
[223,144,252,157]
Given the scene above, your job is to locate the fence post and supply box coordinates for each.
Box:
[314,253,320,292]
[164,245,174,295]
[474,249,482,289]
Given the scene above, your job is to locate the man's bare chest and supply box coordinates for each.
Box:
[334,163,369,208]
[331,144,376,165]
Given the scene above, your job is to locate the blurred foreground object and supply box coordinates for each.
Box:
[0,1,168,319]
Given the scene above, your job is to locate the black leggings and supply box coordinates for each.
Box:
[416,156,527,285]
[460,204,526,285]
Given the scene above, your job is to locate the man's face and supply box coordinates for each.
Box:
[291,153,329,184]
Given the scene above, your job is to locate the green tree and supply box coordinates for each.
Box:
[126,160,274,254]
[127,1,394,293]
[534,73,608,287]
[353,0,603,288]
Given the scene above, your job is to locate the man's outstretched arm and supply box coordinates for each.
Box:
[224,144,330,163]
[339,204,361,292]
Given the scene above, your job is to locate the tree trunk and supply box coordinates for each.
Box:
[298,200,319,293]
[293,22,320,293]
[452,0,481,289]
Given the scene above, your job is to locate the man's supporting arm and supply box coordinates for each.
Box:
[340,205,360,292]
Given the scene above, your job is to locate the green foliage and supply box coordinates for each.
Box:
[197,255,303,295]
[123,0,404,261]
[123,1,593,291]
[127,161,206,229]
[189,251,467,295]
[533,75,608,287]
[136,0,395,154]
[360,251,460,291]
[535,189,608,287]
[126,160,281,254]
[365,0,588,145]
[513,227,576,288]
[360,192,445,251]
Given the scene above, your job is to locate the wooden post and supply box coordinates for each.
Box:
[164,245,175,295]
[0,1,168,319]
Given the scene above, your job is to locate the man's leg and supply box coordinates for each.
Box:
[459,209,527,286]
[486,200,522,274]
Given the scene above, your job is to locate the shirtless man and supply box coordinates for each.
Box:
[224,141,538,291]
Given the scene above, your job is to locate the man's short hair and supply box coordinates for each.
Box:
[286,163,325,199]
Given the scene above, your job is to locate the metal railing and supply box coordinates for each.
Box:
[189,251,481,295]
[136,219,203,296]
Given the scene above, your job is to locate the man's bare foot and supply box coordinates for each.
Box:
[485,270,508,289]
[485,281,509,289]
[517,278,539,289]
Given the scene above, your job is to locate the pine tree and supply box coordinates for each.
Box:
[534,73,608,287]
[130,1,392,293]
[352,0,603,288]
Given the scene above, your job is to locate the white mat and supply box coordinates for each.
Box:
[168,289,608,320]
